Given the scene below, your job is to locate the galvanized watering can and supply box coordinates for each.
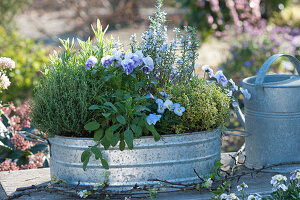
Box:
[235,54,300,172]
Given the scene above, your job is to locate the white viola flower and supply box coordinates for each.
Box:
[237,185,243,191]
[156,98,165,114]
[278,184,288,191]
[229,193,239,200]
[157,103,166,114]
[146,113,162,125]
[229,79,238,91]
[214,70,228,87]
[247,194,262,200]
[240,88,251,100]
[163,99,174,110]
[156,98,164,105]
[202,65,214,78]
[220,193,228,200]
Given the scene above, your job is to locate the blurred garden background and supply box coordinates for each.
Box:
[0,0,299,171]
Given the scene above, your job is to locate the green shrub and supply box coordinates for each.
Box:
[0,26,48,101]
[167,77,230,134]
[30,39,106,137]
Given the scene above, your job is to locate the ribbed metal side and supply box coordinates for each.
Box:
[49,128,221,191]
[243,80,300,172]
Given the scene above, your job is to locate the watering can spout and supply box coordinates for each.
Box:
[235,106,245,129]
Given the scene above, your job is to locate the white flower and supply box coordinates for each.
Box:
[237,182,248,191]
[163,99,174,110]
[278,184,288,191]
[220,193,228,200]
[78,190,84,198]
[202,65,214,78]
[237,185,243,191]
[0,72,10,90]
[202,178,213,188]
[0,57,15,70]
[247,194,262,200]
[229,193,239,200]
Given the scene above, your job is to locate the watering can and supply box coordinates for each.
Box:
[233,54,300,172]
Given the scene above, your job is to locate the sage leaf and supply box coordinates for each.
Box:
[124,128,134,149]
[119,139,125,151]
[116,115,126,125]
[84,121,100,131]
[111,132,120,147]
[94,128,104,141]
[131,124,142,138]
[81,150,90,162]
[89,105,100,110]
[101,158,109,169]
[83,156,90,171]
[91,146,102,160]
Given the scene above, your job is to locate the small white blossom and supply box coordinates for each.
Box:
[229,193,239,200]
[202,178,213,188]
[247,194,262,200]
[0,57,15,70]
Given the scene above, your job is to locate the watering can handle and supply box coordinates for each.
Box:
[255,54,300,85]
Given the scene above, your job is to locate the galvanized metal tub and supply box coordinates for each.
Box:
[242,54,300,172]
[49,127,221,191]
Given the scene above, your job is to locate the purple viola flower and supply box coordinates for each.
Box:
[141,56,154,74]
[240,88,251,100]
[146,113,162,125]
[85,56,98,70]
[229,79,238,91]
[101,55,112,68]
[214,70,228,87]
[121,58,134,75]
[134,50,144,66]
[111,49,123,67]
[125,52,140,68]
